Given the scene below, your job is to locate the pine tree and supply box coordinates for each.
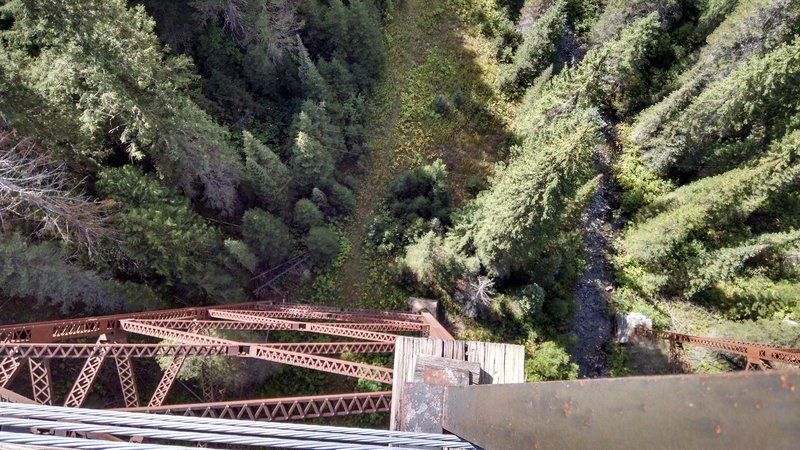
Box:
[637,39,800,176]
[0,0,244,214]
[241,208,295,267]
[464,109,603,277]
[243,131,292,212]
[498,0,566,97]
[297,38,334,103]
[629,0,800,161]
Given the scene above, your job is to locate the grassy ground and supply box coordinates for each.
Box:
[317,0,512,309]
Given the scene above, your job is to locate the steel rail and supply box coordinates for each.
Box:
[0,432,220,450]
[0,417,421,450]
[0,404,473,448]
[0,402,468,443]
[120,391,392,422]
[0,409,462,448]
[118,320,393,384]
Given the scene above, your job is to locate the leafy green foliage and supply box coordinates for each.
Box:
[619,130,800,317]
[630,0,800,154]
[637,39,800,176]
[525,341,579,381]
[0,233,162,313]
[306,226,341,266]
[97,166,241,302]
[0,0,243,214]
[368,160,453,253]
[462,109,601,277]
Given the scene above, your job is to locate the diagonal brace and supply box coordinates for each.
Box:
[64,335,109,408]
[28,358,53,405]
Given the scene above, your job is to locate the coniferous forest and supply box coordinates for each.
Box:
[1,0,799,387]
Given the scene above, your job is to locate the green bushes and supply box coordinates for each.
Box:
[241,208,295,268]
[525,341,578,381]
[368,160,453,253]
[306,226,341,266]
[293,199,324,231]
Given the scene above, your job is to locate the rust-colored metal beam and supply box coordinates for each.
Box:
[27,358,53,405]
[254,303,424,322]
[118,320,393,384]
[0,342,393,359]
[136,318,426,333]
[148,351,189,408]
[119,391,393,421]
[636,327,800,368]
[207,310,400,342]
[0,343,235,359]
[0,386,35,404]
[0,301,276,343]
[420,312,453,340]
[115,356,139,408]
[0,358,22,388]
[64,336,109,408]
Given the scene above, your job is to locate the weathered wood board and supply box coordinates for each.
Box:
[389,336,525,430]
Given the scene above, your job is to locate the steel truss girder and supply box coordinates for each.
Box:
[28,358,53,405]
[0,358,22,388]
[637,327,800,368]
[121,391,393,421]
[64,336,109,408]
[0,301,276,344]
[0,341,393,359]
[148,351,188,408]
[136,317,427,333]
[207,310,400,342]
[118,320,393,384]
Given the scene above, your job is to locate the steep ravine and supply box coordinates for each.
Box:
[569,142,617,378]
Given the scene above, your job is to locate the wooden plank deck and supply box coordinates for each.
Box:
[389,336,525,430]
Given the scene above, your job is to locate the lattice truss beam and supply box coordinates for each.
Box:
[0,302,432,421]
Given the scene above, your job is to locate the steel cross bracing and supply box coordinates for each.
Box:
[121,391,393,421]
[635,327,800,369]
[0,302,435,422]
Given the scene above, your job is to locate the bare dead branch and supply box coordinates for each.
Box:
[0,130,115,258]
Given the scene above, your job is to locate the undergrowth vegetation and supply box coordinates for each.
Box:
[2,0,799,391]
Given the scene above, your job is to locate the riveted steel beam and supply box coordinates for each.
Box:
[441,371,800,450]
